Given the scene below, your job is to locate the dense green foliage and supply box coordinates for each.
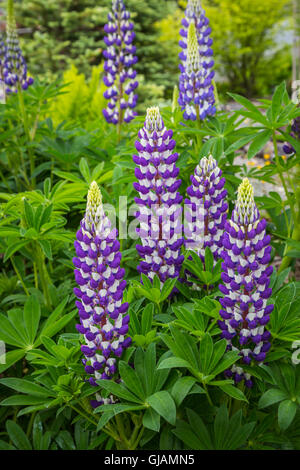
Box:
[0,77,299,449]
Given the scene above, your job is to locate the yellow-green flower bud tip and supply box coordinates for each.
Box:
[187,21,200,73]
[86,181,103,229]
[190,0,202,10]
[7,0,16,35]
[235,178,258,225]
[145,106,163,132]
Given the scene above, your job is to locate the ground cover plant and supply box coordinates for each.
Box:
[0,0,299,451]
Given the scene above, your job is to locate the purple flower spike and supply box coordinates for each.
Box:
[219,178,274,386]
[2,0,34,95]
[73,181,131,407]
[185,155,228,261]
[102,0,138,125]
[178,1,215,121]
[283,115,300,155]
[133,106,184,285]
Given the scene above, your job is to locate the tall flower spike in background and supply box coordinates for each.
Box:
[218,178,274,387]
[103,0,138,131]
[133,107,184,285]
[185,155,228,261]
[3,0,34,94]
[178,0,215,121]
[73,181,131,408]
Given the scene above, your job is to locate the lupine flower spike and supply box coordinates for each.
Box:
[185,155,228,261]
[73,182,131,408]
[219,178,273,387]
[103,0,138,126]
[3,0,34,94]
[178,0,215,121]
[133,107,184,285]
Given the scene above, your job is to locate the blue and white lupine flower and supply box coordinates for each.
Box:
[185,155,228,261]
[103,0,138,125]
[178,0,215,120]
[3,0,34,94]
[133,107,184,285]
[218,178,274,387]
[73,182,131,408]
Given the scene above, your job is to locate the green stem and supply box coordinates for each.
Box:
[115,414,129,448]
[203,383,213,407]
[279,220,300,272]
[26,411,36,438]
[35,244,52,309]
[17,85,35,187]
[11,256,29,296]
[130,426,144,450]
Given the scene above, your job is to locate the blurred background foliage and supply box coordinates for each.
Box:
[0,0,294,113]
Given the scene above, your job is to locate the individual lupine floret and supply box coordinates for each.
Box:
[178,0,215,120]
[103,0,138,125]
[283,115,300,155]
[73,181,131,408]
[185,155,228,261]
[133,107,184,285]
[218,178,274,387]
[3,0,34,94]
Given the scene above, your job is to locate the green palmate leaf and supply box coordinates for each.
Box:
[224,134,256,155]
[1,396,51,406]
[271,82,286,123]
[258,388,289,409]
[172,419,209,450]
[141,304,153,335]
[199,333,214,375]
[160,277,177,301]
[0,378,52,397]
[169,325,199,370]
[210,351,240,377]
[247,130,272,159]
[4,240,30,262]
[96,379,143,404]
[143,407,160,432]
[24,296,41,344]
[204,247,214,272]
[118,361,146,401]
[157,357,192,371]
[79,158,91,183]
[171,376,197,407]
[147,391,176,426]
[0,313,26,347]
[207,339,227,372]
[228,93,269,126]
[218,384,248,402]
[38,240,52,260]
[96,403,146,431]
[278,400,298,430]
[0,350,26,374]
[23,199,35,227]
[6,421,32,450]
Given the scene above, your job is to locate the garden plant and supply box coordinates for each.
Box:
[0,0,299,452]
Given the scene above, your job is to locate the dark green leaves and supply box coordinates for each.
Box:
[0,296,75,373]
[258,363,300,430]
[173,406,255,450]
